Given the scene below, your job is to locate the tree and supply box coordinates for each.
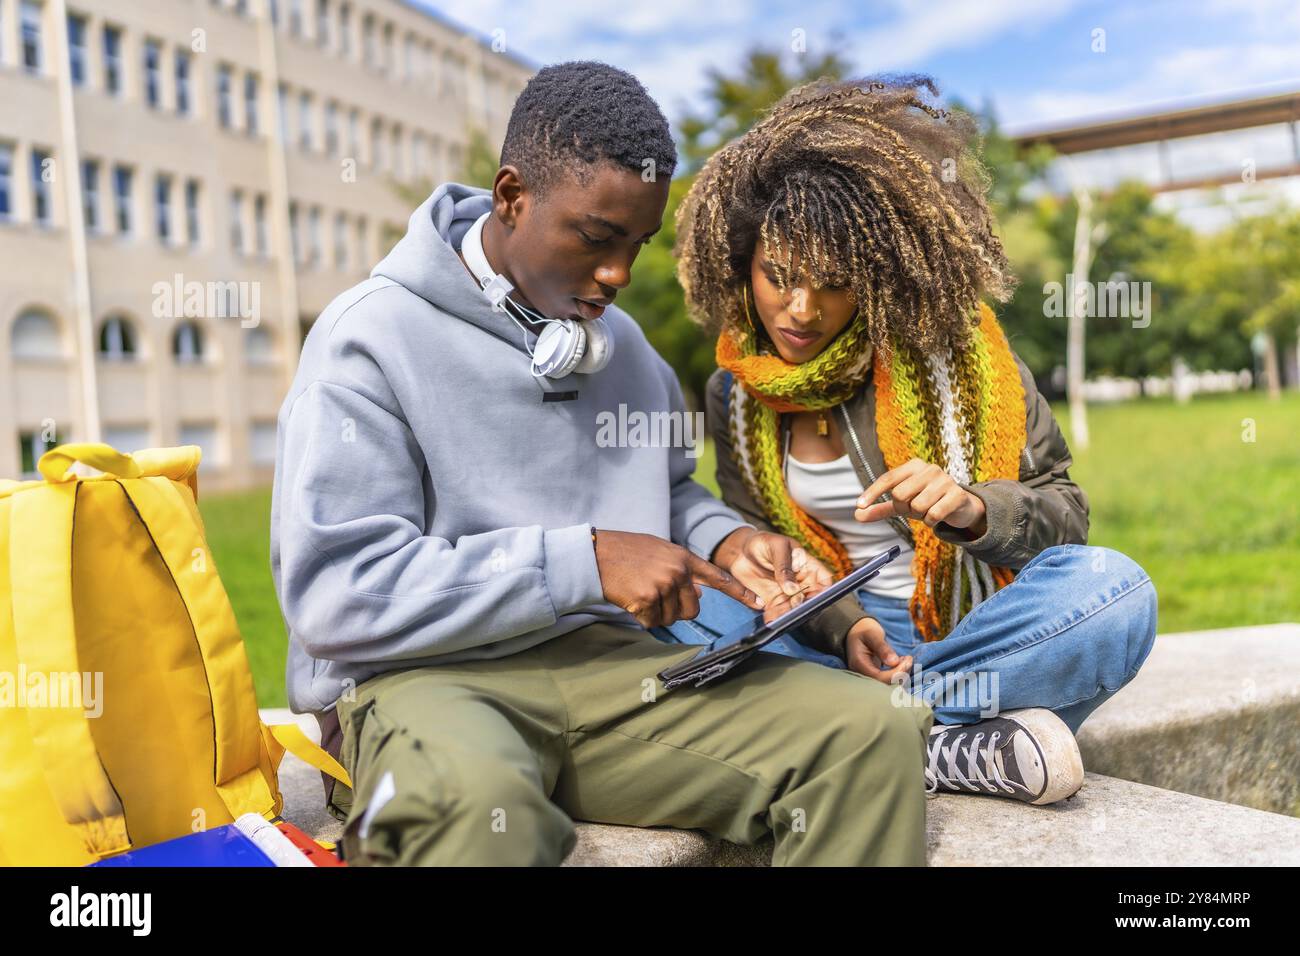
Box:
[676,47,852,174]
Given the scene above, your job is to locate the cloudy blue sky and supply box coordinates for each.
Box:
[415,0,1300,134]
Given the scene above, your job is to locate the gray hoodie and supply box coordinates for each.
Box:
[270,183,751,714]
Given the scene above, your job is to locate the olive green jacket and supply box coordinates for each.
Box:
[705,352,1090,661]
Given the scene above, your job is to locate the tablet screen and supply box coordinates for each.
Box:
[749,544,902,643]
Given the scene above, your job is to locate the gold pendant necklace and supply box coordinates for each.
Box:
[816,411,829,437]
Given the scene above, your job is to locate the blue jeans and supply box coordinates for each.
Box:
[650,544,1158,735]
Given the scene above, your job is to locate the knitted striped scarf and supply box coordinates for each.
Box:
[717,301,1027,642]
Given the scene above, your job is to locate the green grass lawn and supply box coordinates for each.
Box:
[202,391,1300,707]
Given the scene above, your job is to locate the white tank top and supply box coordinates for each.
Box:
[784,452,916,600]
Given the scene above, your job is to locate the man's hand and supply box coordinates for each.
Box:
[713,528,834,623]
[844,616,913,683]
[593,529,764,629]
[854,457,988,538]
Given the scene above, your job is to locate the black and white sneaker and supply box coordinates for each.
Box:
[924,708,1084,805]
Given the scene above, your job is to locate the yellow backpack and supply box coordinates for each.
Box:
[0,443,350,866]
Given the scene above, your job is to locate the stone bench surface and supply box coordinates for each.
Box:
[262,623,1300,866]
[1076,623,1300,814]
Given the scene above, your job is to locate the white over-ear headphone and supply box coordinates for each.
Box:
[460,212,614,378]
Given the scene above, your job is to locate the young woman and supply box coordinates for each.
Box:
[663,76,1159,805]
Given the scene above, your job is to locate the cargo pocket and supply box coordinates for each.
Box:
[338,698,460,866]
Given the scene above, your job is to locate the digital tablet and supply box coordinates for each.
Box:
[657,545,902,690]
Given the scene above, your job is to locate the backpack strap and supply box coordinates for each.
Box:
[117,475,281,818]
[9,482,131,860]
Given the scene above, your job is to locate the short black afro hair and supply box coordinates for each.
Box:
[500,60,677,197]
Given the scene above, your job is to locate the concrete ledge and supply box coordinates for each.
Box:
[1076,623,1300,815]
[263,672,1300,867]
[562,774,1300,867]
[261,624,1300,865]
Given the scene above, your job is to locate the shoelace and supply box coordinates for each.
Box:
[924,729,1018,796]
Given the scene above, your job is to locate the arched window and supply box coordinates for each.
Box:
[244,325,275,364]
[98,315,138,360]
[11,310,62,359]
[173,320,205,363]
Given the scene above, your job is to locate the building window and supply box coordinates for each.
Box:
[103,25,122,94]
[0,144,14,222]
[338,2,351,55]
[19,430,60,479]
[154,173,171,243]
[143,39,161,108]
[307,205,320,267]
[173,321,205,363]
[12,311,61,359]
[245,327,275,365]
[441,51,455,96]
[269,0,278,26]
[217,65,233,128]
[403,33,414,81]
[21,1,42,75]
[98,315,137,360]
[298,92,312,151]
[113,165,132,234]
[67,14,87,86]
[81,159,98,232]
[289,0,302,37]
[391,125,403,180]
[382,22,393,75]
[355,216,367,267]
[362,13,374,67]
[370,117,383,170]
[316,0,329,48]
[277,83,289,143]
[347,108,359,159]
[229,189,243,253]
[175,52,191,115]
[103,425,149,453]
[253,193,268,256]
[410,133,423,181]
[324,101,338,154]
[185,178,200,245]
[333,211,347,270]
[288,201,300,263]
[31,148,51,226]
[244,73,260,136]
[429,135,442,181]
[249,420,277,465]
[179,423,219,470]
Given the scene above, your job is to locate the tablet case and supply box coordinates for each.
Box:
[658,545,901,690]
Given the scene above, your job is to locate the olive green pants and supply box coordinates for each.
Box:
[329,622,934,866]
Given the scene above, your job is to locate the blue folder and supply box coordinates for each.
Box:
[90,824,276,867]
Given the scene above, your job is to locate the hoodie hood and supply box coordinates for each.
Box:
[371,181,529,354]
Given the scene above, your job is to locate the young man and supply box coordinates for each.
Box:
[270,61,933,866]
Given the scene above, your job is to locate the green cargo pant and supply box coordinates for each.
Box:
[328,622,934,866]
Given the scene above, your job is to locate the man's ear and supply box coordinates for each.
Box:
[493,166,526,229]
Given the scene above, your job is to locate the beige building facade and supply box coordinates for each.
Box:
[0,0,533,487]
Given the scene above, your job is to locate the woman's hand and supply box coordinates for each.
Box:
[854,457,988,537]
[844,616,913,683]
[714,528,834,623]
